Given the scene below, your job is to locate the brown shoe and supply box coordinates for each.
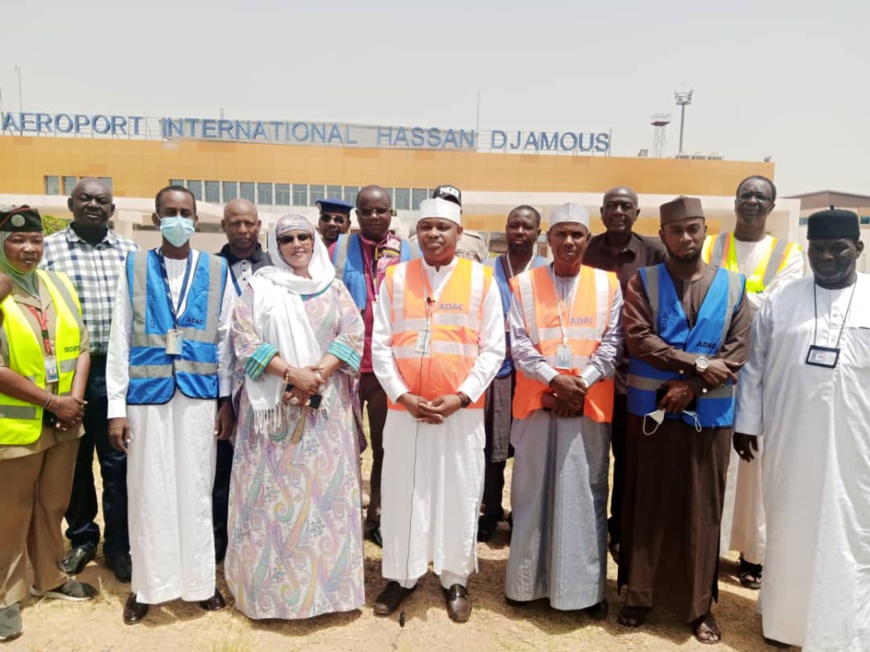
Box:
[443,584,471,623]
[199,589,227,612]
[373,581,415,616]
[123,593,149,625]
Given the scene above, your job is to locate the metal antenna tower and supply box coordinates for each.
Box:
[674,90,694,154]
[650,113,671,157]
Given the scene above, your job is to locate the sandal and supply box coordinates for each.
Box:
[617,605,650,628]
[692,613,722,645]
[738,555,763,590]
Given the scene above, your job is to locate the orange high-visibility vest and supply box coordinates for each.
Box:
[385,257,493,410]
[510,265,617,422]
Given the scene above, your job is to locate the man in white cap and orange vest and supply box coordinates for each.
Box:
[504,203,622,618]
[703,175,803,592]
[371,197,504,623]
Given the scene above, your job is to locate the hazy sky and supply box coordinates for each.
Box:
[2,0,867,196]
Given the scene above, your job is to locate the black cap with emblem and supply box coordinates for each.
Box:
[0,205,43,232]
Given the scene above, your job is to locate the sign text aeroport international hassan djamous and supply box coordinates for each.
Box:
[0,112,611,154]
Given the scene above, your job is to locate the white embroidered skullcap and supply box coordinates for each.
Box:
[419,198,462,226]
[549,203,590,228]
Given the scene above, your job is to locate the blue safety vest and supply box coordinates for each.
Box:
[626,264,745,428]
[125,249,227,404]
[331,233,416,309]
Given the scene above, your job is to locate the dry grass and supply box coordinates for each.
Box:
[11,443,771,652]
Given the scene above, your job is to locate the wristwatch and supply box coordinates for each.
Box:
[456,392,472,408]
[694,356,710,373]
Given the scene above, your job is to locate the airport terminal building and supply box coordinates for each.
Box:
[0,110,798,254]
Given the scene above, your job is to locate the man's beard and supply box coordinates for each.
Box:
[508,241,533,256]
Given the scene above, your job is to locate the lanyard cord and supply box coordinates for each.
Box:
[548,264,579,346]
[155,249,193,326]
[813,281,857,349]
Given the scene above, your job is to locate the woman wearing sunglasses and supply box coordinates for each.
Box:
[225,214,365,620]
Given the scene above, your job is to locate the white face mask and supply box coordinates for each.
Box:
[643,408,702,435]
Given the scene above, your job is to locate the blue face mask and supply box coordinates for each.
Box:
[159,216,195,247]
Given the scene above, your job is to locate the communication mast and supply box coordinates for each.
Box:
[674,90,694,154]
[650,114,671,158]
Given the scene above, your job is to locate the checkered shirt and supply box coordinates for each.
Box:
[40,227,139,355]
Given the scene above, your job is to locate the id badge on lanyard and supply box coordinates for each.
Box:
[555,344,573,370]
[166,329,184,355]
[27,305,60,382]
[157,249,193,357]
[806,344,839,368]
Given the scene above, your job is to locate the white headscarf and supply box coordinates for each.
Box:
[245,214,335,431]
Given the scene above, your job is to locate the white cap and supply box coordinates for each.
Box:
[549,203,590,228]
[419,197,462,226]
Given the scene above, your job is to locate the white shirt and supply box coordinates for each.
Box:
[106,249,236,419]
[371,258,505,403]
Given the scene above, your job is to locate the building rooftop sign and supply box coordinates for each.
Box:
[0,111,611,155]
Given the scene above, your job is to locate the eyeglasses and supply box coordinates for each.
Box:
[356,207,396,218]
[319,215,346,225]
[277,233,312,245]
[738,191,772,202]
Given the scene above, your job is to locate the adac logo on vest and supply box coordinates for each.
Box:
[438,303,464,312]
[696,341,719,351]
[181,316,205,326]
[569,316,594,325]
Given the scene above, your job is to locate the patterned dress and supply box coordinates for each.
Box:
[226,281,365,620]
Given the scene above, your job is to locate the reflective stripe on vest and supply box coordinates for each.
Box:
[385,258,491,410]
[0,270,82,445]
[510,265,617,423]
[702,233,796,293]
[332,233,418,309]
[126,250,226,404]
[626,264,745,428]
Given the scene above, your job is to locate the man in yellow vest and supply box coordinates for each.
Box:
[371,197,505,623]
[704,175,803,591]
[504,203,622,618]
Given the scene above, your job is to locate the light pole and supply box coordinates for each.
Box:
[674,90,693,154]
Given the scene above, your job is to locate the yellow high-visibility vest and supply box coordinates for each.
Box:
[702,233,798,294]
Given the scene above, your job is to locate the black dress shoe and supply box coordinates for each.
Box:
[365,527,383,548]
[60,546,96,575]
[443,584,471,623]
[477,514,499,542]
[373,581,415,616]
[123,593,149,625]
[582,599,609,621]
[199,589,227,612]
[105,554,132,583]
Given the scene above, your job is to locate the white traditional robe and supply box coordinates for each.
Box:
[107,250,235,604]
[371,258,504,587]
[720,235,804,563]
[505,270,623,609]
[735,274,870,650]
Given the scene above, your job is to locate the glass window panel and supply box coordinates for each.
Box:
[343,186,359,204]
[222,181,238,201]
[326,185,342,200]
[62,176,77,195]
[308,184,325,207]
[275,183,291,205]
[205,180,220,203]
[257,183,273,205]
[394,188,411,211]
[292,184,308,207]
[411,188,428,209]
[170,179,184,187]
[186,180,203,201]
[44,176,60,195]
[239,182,255,202]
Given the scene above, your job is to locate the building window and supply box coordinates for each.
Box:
[394,188,411,211]
[240,182,255,202]
[44,176,60,195]
[292,185,308,207]
[326,185,343,200]
[799,217,809,226]
[222,181,238,202]
[344,186,359,204]
[411,188,428,209]
[275,183,291,205]
[257,183,273,205]
[205,180,220,203]
[308,185,325,207]
[99,177,113,191]
[861,216,870,225]
[186,180,203,201]
[170,178,184,187]
[63,176,77,195]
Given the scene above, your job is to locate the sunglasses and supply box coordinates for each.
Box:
[356,207,397,218]
[277,233,312,245]
[319,215,347,225]
[738,191,772,202]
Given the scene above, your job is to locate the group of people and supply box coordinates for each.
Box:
[0,175,866,652]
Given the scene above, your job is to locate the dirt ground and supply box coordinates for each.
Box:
[10,452,774,652]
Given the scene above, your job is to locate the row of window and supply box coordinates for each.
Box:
[168,179,434,211]
[45,175,114,196]
[799,216,870,225]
